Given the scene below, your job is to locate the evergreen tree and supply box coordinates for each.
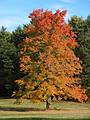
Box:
[86,15,90,28]
[69,16,90,96]
[0,27,18,96]
[11,26,26,46]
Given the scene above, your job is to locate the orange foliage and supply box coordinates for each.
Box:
[14,9,87,103]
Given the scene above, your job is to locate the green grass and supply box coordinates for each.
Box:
[0,99,90,119]
[0,99,90,110]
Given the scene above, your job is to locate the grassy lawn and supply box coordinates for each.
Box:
[0,99,90,119]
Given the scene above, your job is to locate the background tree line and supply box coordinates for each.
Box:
[0,13,90,99]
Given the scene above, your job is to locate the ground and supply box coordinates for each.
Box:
[0,99,90,119]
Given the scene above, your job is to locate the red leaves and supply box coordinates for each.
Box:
[69,86,88,102]
[14,9,87,103]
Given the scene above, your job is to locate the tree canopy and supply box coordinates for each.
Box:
[14,9,87,108]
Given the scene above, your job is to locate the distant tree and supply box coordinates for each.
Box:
[0,27,18,96]
[11,26,26,47]
[68,16,87,39]
[69,15,90,95]
[11,26,27,78]
[86,15,90,28]
[14,9,87,108]
[80,28,90,91]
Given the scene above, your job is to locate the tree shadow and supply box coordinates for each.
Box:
[0,106,46,112]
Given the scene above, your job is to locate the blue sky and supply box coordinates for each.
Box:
[0,0,90,31]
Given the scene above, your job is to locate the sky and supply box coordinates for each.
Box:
[0,0,90,31]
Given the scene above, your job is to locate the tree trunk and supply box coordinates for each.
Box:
[46,99,50,109]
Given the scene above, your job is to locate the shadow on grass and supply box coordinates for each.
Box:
[0,118,90,120]
[0,106,71,112]
[0,106,46,112]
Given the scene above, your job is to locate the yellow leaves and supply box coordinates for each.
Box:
[22,37,32,45]
[14,9,87,103]
[24,25,35,34]
[20,56,31,64]
[15,79,25,86]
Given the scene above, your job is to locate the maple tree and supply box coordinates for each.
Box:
[14,9,87,109]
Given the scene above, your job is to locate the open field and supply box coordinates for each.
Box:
[0,99,90,119]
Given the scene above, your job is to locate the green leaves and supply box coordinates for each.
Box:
[0,27,18,96]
